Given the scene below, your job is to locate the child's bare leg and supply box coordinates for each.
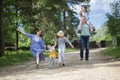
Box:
[52,58,55,68]
[49,57,52,68]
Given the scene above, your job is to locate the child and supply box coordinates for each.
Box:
[47,44,58,69]
[77,5,90,33]
[77,5,95,34]
[55,31,74,67]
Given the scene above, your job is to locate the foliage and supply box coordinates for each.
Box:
[106,0,120,46]
[91,25,112,42]
[0,50,33,67]
[2,0,89,47]
[101,47,120,59]
[3,0,31,45]
[3,0,17,44]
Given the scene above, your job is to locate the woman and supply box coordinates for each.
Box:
[17,28,45,68]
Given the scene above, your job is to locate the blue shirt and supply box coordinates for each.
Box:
[81,23,90,36]
[24,33,45,50]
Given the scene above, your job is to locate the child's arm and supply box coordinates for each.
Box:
[53,39,57,47]
[64,37,74,48]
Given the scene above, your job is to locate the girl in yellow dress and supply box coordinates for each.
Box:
[47,44,58,69]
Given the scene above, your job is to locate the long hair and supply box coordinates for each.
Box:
[38,29,43,38]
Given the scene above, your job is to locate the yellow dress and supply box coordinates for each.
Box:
[49,50,58,58]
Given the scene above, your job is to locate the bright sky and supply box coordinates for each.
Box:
[73,0,115,29]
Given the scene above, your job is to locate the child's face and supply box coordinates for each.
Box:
[82,6,87,12]
[47,45,51,49]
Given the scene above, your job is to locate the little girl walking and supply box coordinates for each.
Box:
[55,31,74,67]
[47,44,58,69]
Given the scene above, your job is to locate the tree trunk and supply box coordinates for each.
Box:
[0,0,4,57]
[15,0,18,50]
[116,36,120,47]
[112,36,116,46]
[63,3,67,37]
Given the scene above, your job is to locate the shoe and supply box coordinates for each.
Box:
[62,64,65,66]
[80,58,83,61]
[85,59,89,61]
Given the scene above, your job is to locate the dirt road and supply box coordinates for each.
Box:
[0,48,120,80]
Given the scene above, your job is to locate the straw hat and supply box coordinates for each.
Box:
[57,31,64,36]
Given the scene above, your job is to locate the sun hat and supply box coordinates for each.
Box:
[57,31,64,36]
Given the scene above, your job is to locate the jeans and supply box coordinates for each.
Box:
[80,36,90,60]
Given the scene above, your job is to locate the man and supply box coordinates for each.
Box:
[79,16,94,61]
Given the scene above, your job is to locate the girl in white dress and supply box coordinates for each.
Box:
[77,5,93,33]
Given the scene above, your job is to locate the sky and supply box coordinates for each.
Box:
[73,0,115,29]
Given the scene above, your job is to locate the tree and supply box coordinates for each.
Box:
[0,0,4,56]
[31,0,90,43]
[91,25,112,42]
[1,0,90,49]
[106,0,120,46]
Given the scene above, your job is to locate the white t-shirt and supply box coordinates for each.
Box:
[79,12,89,20]
[49,46,55,52]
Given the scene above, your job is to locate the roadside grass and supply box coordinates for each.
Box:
[101,47,120,59]
[65,48,79,53]
[0,48,78,67]
[0,50,33,67]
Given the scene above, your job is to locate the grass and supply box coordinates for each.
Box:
[0,48,78,67]
[0,50,33,67]
[65,48,79,53]
[101,47,120,59]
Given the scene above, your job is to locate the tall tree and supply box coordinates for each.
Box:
[16,0,32,49]
[106,0,120,46]
[0,0,4,56]
[31,0,90,43]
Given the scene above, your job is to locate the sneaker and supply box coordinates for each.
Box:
[80,58,83,61]
[62,64,65,66]
[85,59,89,61]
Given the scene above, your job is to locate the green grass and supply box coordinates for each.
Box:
[0,50,33,67]
[101,47,120,59]
[65,48,79,53]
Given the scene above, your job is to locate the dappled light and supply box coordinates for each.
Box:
[0,0,120,80]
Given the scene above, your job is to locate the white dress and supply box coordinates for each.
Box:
[77,12,89,31]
